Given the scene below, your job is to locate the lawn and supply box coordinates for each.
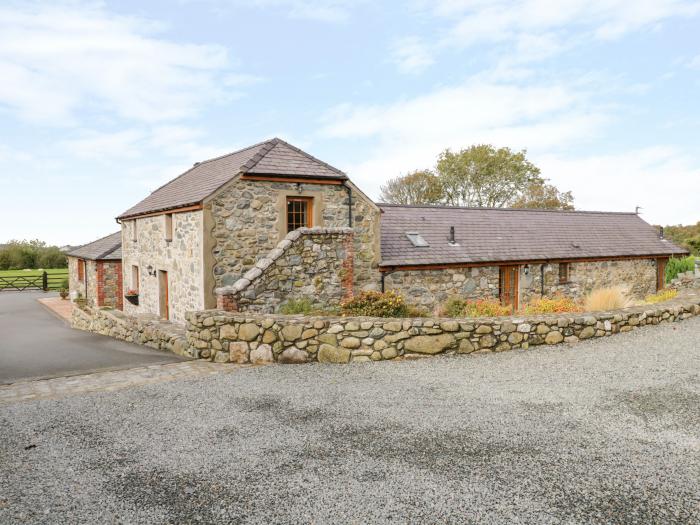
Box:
[0,268,69,290]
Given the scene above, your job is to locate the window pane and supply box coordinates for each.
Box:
[287,198,309,232]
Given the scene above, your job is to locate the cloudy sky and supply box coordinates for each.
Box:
[1,0,698,245]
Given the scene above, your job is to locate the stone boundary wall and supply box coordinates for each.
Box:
[670,269,700,291]
[216,227,354,313]
[72,306,193,358]
[186,290,700,364]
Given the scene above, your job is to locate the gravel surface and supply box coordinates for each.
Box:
[2,317,699,524]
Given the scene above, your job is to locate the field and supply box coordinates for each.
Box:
[0,268,69,291]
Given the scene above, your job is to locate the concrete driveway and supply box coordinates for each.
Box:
[0,292,186,384]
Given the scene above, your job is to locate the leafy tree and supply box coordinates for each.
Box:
[379,144,574,210]
[436,145,543,207]
[662,222,700,256]
[511,180,574,210]
[379,170,443,205]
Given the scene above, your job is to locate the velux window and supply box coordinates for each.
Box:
[406,232,429,247]
[286,197,312,232]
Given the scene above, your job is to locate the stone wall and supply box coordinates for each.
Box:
[384,266,500,311]
[121,211,204,324]
[186,290,700,364]
[384,258,660,312]
[216,227,354,313]
[72,305,193,358]
[669,269,700,290]
[208,177,380,294]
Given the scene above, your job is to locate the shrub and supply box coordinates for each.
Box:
[462,299,512,317]
[61,277,69,289]
[520,295,582,314]
[584,287,631,311]
[644,289,678,304]
[279,298,315,315]
[441,296,468,317]
[665,256,695,283]
[340,290,408,317]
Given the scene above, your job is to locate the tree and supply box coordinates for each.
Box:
[379,144,575,210]
[436,145,543,207]
[379,169,443,205]
[511,180,574,210]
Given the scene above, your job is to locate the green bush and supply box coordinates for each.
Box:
[61,277,69,289]
[279,298,315,315]
[441,296,468,317]
[340,290,408,317]
[666,256,695,283]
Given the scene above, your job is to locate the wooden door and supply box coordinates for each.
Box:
[159,270,169,320]
[656,258,667,291]
[499,265,519,311]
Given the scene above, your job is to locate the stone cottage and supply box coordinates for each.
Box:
[378,205,688,310]
[114,138,380,323]
[70,137,688,323]
[67,231,123,309]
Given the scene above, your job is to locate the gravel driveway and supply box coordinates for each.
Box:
[2,317,699,524]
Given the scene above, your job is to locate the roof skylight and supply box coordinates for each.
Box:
[406,232,429,247]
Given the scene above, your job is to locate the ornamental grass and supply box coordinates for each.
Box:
[584,287,632,311]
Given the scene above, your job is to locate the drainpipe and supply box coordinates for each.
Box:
[380,270,396,292]
[342,181,353,228]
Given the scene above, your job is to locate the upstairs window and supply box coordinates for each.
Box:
[164,213,173,242]
[132,220,138,242]
[559,262,569,284]
[286,197,312,232]
[406,232,429,247]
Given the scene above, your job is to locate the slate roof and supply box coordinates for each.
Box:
[67,231,122,261]
[379,204,689,267]
[117,138,347,219]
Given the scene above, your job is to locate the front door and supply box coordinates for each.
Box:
[159,270,169,320]
[499,265,519,311]
[656,258,667,291]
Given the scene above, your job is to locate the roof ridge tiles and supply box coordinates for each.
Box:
[378,203,638,215]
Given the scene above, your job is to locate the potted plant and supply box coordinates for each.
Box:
[124,289,139,305]
[59,288,69,300]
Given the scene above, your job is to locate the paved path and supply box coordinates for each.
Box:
[1,316,699,523]
[37,296,73,321]
[0,361,238,404]
[0,291,186,385]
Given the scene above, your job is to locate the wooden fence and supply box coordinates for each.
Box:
[0,271,69,292]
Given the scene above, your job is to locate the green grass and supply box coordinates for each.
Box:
[0,268,69,290]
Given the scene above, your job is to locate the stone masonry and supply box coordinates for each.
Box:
[209,178,380,293]
[96,260,123,310]
[385,258,661,312]
[121,211,204,323]
[185,290,700,364]
[216,227,354,314]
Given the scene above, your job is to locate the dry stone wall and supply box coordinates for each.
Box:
[216,227,354,313]
[186,290,700,364]
[72,305,192,358]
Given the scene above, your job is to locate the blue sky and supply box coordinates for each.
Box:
[1,0,699,245]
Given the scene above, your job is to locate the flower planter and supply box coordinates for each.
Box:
[125,294,139,306]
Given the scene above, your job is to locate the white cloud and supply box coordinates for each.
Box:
[390,37,434,74]
[538,147,700,225]
[193,0,362,22]
[406,0,700,66]
[0,2,238,125]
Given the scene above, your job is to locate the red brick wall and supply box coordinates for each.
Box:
[96,260,124,310]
